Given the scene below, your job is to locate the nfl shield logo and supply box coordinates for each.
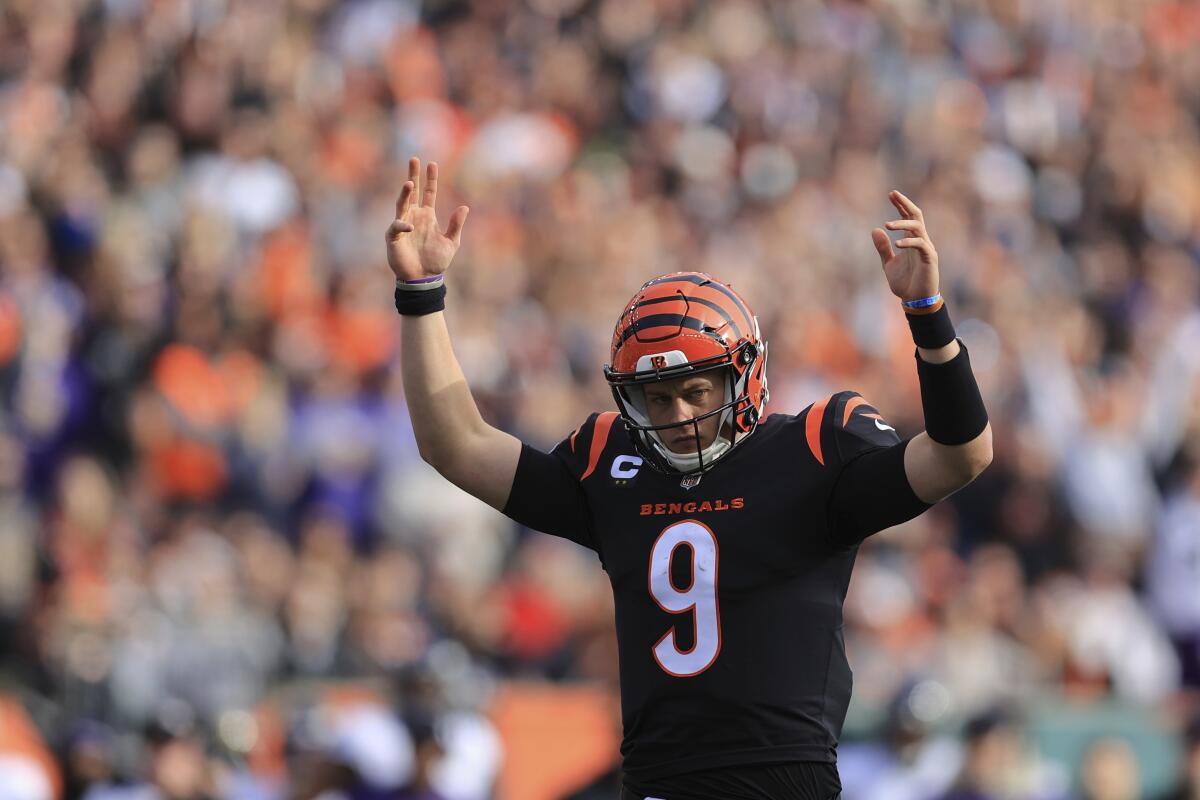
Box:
[680,474,702,490]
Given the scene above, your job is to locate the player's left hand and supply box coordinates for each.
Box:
[870,191,939,302]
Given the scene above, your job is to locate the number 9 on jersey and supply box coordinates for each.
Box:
[648,520,721,677]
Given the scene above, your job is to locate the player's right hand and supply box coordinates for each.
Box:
[386,156,470,282]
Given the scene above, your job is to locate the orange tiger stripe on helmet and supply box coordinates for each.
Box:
[644,273,754,328]
[610,274,755,373]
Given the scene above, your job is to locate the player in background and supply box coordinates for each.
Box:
[390,156,991,799]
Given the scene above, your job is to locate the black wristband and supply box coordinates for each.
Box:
[395,283,446,316]
[906,303,956,349]
[915,340,989,445]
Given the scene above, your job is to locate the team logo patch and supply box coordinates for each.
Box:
[650,355,667,369]
[611,454,643,485]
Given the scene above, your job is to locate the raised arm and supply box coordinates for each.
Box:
[870,190,992,504]
[390,157,521,509]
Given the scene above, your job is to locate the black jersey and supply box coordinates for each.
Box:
[503,390,932,782]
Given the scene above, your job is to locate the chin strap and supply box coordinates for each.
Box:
[653,432,733,473]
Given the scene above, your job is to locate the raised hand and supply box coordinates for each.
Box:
[386,157,470,282]
[870,191,940,302]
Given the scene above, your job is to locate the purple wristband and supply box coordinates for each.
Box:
[396,274,445,292]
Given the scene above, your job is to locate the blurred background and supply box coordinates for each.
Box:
[1,0,1199,797]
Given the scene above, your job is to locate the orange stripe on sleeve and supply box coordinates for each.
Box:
[580,412,620,481]
[842,396,869,427]
[805,396,832,466]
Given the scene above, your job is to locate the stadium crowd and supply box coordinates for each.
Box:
[1,0,1200,797]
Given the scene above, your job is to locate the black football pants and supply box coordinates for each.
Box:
[621,792,841,800]
[620,760,842,800]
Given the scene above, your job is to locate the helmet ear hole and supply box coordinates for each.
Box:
[734,404,758,433]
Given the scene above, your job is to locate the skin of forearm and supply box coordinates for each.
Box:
[400,312,488,470]
[916,338,960,364]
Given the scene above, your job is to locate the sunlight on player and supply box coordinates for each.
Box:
[390,156,992,800]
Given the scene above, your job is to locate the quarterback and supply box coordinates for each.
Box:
[391,158,991,799]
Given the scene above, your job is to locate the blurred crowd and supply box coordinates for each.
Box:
[1,0,1200,797]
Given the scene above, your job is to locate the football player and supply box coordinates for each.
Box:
[391,157,991,800]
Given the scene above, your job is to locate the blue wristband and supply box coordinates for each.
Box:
[902,293,942,311]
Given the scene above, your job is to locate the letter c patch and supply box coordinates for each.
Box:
[611,454,644,480]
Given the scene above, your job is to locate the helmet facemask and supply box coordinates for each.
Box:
[607,341,766,476]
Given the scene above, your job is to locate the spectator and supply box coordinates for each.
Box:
[1158,714,1200,800]
[0,0,1197,793]
[1080,737,1142,800]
